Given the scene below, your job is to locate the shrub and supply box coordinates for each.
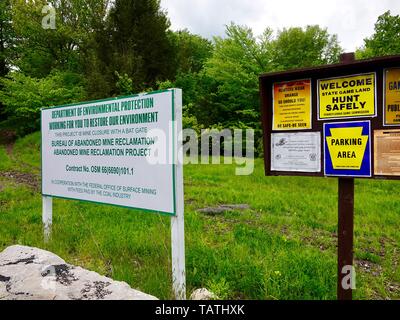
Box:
[0,71,85,136]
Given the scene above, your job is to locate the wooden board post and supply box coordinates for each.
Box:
[42,195,53,242]
[171,88,186,300]
[337,178,354,300]
[171,206,186,300]
[337,53,356,300]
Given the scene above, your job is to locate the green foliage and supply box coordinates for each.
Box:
[157,79,175,91]
[115,71,133,96]
[0,0,15,77]
[357,11,400,59]
[0,0,15,121]
[160,30,213,111]
[182,104,203,133]
[170,29,214,75]
[199,24,270,129]
[108,0,175,90]
[206,24,269,92]
[206,277,230,300]
[0,71,84,135]
[156,80,204,132]
[11,0,110,77]
[270,25,342,71]
[82,0,176,99]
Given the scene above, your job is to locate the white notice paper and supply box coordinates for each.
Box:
[271,132,321,172]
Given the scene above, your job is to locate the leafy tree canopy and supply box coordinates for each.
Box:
[0,0,14,77]
[270,25,342,71]
[0,71,84,135]
[357,11,400,59]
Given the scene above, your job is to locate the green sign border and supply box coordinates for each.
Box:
[41,89,177,217]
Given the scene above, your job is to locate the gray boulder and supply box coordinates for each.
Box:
[0,245,157,300]
[190,288,218,300]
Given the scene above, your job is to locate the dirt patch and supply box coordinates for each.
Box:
[198,204,251,216]
[364,246,386,258]
[202,210,267,237]
[301,229,337,252]
[185,198,197,205]
[0,130,16,157]
[5,143,14,156]
[387,282,400,294]
[0,130,16,146]
[204,217,235,235]
[356,259,383,276]
[0,171,40,192]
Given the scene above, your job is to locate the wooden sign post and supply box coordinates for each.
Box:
[260,54,400,300]
[337,52,355,300]
[337,177,354,300]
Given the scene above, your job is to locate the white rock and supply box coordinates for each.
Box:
[190,288,217,300]
[0,245,157,300]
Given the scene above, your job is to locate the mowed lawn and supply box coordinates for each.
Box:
[0,132,399,300]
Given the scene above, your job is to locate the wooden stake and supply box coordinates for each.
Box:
[337,52,356,300]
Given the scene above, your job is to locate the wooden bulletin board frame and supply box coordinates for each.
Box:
[260,55,400,180]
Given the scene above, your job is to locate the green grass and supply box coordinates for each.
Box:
[0,146,12,171]
[0,132,399,300]
[13,132,41,164]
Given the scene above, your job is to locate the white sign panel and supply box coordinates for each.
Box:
[271,132,321,172]
[41,89,181,215]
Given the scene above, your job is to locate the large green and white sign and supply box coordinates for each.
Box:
[41,89,182,215]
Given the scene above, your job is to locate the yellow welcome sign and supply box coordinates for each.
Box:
[318,73,376,120]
